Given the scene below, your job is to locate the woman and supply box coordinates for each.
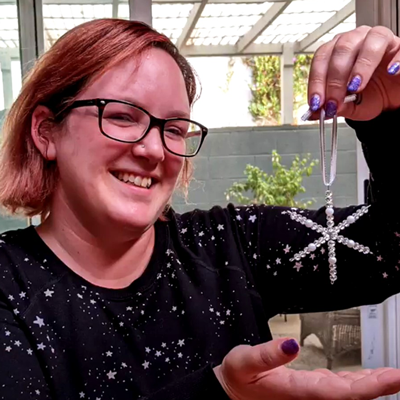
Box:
[0,18,400,400]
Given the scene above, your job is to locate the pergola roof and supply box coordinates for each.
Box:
[0,0,356,56]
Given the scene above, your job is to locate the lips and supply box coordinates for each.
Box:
[111,171,152,189]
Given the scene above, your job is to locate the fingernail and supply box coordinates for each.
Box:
[388,62,400,75]
[310,94,321,112]
[325,101,338,118]
[347,75,362,92]
[281,339,299,355]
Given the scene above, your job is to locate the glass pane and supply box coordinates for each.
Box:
[0,0,29,232]
[42,0,129,50]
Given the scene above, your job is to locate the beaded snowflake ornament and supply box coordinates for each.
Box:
[285,97,371,284]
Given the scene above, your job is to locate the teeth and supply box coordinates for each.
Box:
[114,172,152,188]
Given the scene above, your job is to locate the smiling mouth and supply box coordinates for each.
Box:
[111,171,153,189]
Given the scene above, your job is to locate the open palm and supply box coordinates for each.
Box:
[256,366,400,400]
[214,339,400,400]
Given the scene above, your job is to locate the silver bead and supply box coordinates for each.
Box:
[347,216,355,224]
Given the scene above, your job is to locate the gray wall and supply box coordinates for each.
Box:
[172,123,358,213]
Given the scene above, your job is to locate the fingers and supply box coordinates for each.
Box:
[351,369,400,399]
[222,338,299,382]
[347,26,395,93]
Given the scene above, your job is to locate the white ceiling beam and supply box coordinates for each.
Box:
[0,0,286,3]
[176,0,208,51]
[181,41,323,57]
[236,0,293,53]
[297,0,355,52]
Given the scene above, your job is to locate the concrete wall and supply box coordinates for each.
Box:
[172,123,358,213]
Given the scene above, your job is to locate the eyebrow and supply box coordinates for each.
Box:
[118,96,191,119]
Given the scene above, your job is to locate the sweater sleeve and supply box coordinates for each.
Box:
[142,365,230,400]
[0,296,52,399]
[215,110,400,318]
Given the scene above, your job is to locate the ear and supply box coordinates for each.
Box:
[31,105,57,161]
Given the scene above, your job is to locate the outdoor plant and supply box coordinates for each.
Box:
[225,150,318,208]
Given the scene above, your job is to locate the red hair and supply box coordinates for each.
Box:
[0,19,196,217]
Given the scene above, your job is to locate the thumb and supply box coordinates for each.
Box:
[222,338,300,382]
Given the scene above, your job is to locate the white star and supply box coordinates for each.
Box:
[37,343,46,350]
[172,306,177,311]
[284,245,291,254]
[217,224,224,231]
[126,306,133,311]
[107,370,117,379]
[121,362,127,368]
[166,249,172,256]
[8,295,14,301]
[226,310,231,315]
[19,292,26,299]
[106,351,113,357]
[166,263,171,268]
[165,357,170,362]
[161,343,167,348]
[142,361,150,369]
[181,228,187,234]
[44,289,54,297]
[90,299,96,304]
[178,339,185,347]
[199,231,204,237]
[141,310,145,315]
[119,322,124,327]
[24,258,29,262]
[216,311,220,316]
[310,254,316,260]
[383,272,389,278]
[236,215,242,221]
[157,273,162,279]
[313,265,319,271]
[155,351,162,357]
[377,255,383,261]
[51,347,55,353]
[14,340,21,347]
[5,346,11,352]
[209,307,214,312]
[276,258,281,265]
[79,392,85,398]
[284,204,371,284]
[211,236,215,240]
[178,352,183,358]
[395,232,400,237]
[249,215,257,223]
[5,331,10,336]
[35,390,40,395]
[220,320,225,325]
[294,262,303,272]
[266,264,271,269]
[33,316,45,328]
[77,294,83,299]
[13,309,19,315]
[253,253,257,259]
[27,349,33,355]
[145,347,151,353]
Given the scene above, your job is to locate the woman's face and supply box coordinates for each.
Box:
[50,48,189,235]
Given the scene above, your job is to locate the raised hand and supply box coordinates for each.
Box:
[214,337,400,400]
[308,25,400,121]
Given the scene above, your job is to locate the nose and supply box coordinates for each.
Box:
[132,126,165,163]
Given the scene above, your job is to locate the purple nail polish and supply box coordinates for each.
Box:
[388,62,400,75]
[310,95,321,112]
[325,101,337,118]
[348,76,362,92]
[281,339,299,356]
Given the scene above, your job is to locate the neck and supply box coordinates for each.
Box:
[36,207,155,290]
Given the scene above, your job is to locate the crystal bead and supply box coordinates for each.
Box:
[363,247,370,254]
[358,245,364,252]
[354,243,360,250]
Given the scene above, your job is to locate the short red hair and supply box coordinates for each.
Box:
[0,19,197,217]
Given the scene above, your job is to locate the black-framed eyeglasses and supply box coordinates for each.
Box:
[63,98,208,157]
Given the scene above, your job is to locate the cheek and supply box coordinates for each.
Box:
[163,155,185,183]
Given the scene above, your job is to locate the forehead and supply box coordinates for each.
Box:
[80,48,190,115]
